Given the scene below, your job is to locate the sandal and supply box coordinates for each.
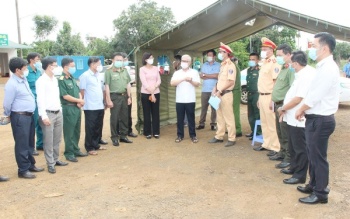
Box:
[175,136,183,143]
[191,137,199,143]
[98,146,107,150]
[88,150,98,155]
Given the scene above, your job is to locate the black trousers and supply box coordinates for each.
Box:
[84,109,104,152]
[305,114,335,199]
[176,102,196,138]
[10,113,36,174]
[141,93,160,136]
[287,125,308,180]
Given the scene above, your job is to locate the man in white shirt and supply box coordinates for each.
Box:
[36,57,67,174]
[278,51,316,185]
[295,32,340,204]
[170,54,200,143]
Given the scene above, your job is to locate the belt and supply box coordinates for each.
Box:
[259,92,271,95]
[46,110,60,114]
[11,111,33,116]
[305,114,334,119]
[221,90,232,96]
[111,92,127,96]
[63,103,77,106]
[274,100,284,105]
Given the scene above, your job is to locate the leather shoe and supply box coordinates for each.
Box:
[297,184,313,194]
[120,137,133,143]
[98,139,108,145]
[245,133,253,137]
[75,151,88,157]
[0,175,9,182]
[208,138,224,143]
[275,161,290,169]
[266,151,277,156]
[128,132,138,138]
[283,177,305,184]
[32,150,39,156]
[299,194,328,204]
[196,125,205,130]
[210,125,216,130]
[253,146,266,151]
[56,160,68,166]
[112,139,120,146]
[18,171,36,179]
[224,141,236,147]
[236,133,242,137]
[248,137,253,140]
[280,168,294,175]
[29,166,44,172]
[48,166,56,174]
[269,155,284,161]
[66,157,78,162]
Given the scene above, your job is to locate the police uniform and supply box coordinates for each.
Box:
[246,65,260,134]
[257,37,281,152]
[58,74,83,160]
[232,63,242,135]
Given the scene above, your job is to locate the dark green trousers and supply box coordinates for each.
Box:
[63,105,82,159]
[247,93,260,134]
[275,103,290,162]
[110,93,128,140]
[233,89,242,134]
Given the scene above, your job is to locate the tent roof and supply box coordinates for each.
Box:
[139,0,350,52]
[0,40,32,49]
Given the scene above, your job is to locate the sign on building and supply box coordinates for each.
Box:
[0,34,9,46]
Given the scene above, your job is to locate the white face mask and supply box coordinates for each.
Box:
[96,65,103,72]
[180,62,189,69]
[23,69,29,77]
[146,59,154,65]
[53,66,63,76]
[207,56,213,62]
[260,51,267,59]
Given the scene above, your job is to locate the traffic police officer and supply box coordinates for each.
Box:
[208,42,236,147]
[245,52,261,140]
[254,37,281,152]
[58,57,88,162]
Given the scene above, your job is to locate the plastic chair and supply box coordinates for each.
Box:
[251,120,264,146]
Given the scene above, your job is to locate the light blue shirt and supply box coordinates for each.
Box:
[201,61,220,92]
[79,69,104,110]
[3,74,36,116]
[343,62,350,76]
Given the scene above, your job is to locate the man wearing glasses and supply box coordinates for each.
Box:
[208,42,236,147]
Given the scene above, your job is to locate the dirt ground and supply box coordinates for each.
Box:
[0,77,349,219]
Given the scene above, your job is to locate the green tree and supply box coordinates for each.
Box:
[32,15,58,40]
[334,41,350,61]
[31,40,56,57]
[86,37,113,58]
[51,21,85,55]
[229,39,250,70]
[112,0,176,55]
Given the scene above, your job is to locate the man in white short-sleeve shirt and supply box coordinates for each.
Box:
[170,54,200,143]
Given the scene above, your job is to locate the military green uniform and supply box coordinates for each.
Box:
[246,65,260,134]
[232,63,242,135]
[58,74,83,159]
[105,68,131,140]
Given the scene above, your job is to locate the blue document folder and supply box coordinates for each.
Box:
[208,96,221,110]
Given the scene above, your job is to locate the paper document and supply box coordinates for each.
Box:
[208,96,221,110]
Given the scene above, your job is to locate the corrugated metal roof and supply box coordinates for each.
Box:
[0,40,32,49]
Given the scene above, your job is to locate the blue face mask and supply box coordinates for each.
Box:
[308,48,317,61]
[218,53,224,61]
[289,65,295,73]
[248,60,256,67]
[34,62,42,69]
[123,61,129,67]
[68,67,76,75]
[276,56,285,65]
[114,61,123,68]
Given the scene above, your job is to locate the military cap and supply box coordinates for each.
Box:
[261,37,277,50]
[220,42,233,54]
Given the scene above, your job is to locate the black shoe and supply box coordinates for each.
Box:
[29,166,44,172]
[112,139,120,146]
[224,141,236,147]
[0,175,9,182]
[283,177,305,184]
[98,139,108,145]
[211,125,216,131]
[48,166,56,174]
[245,133,253,137]
[299,194,328,204]
[66,157,78,162]
[128,132,138,138]
[236,133,242,137]
[280,168,294,175]
[18,171,36,179]
[196,125,205,130]
[266,151,277,156]
[146,135,152,139]
[208,138,224,143]
[253,146,266,151]
[75,152,88,157]
[248,137,253,140]
[297,184,314,194]
[36,147,44,151]
[153,135,159,139]
[120,137,133,143]
[56,160,68,166]
[275,161,290,169]
[32,150,39,156]
[269,155,284,161]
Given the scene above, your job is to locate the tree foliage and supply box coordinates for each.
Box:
[86,38,113,58]
[112,0,176,55]
[334,41,350,61]
[32,40,56,57]
[32,15,58,40]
